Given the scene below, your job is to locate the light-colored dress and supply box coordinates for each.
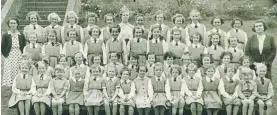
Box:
[32,74,52,106]
[66,78,85,105]
[134,77,153,108]
[202,77,222,108]
[151,77,170,108]
[2,31,22,86]
[8,74,35,108]
[84,76,105,106]
[50,77,69,105]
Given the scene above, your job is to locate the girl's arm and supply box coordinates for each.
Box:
[83,42,88,59]
[49,80,57,97]
[102,79,109,99]
[148,79,154,101]
[41,44,46,54]
[165,79,171,101]
[218,79,231,98]
[80,27,85,46]
[249,82,257,100]
[232,84,239,98]
[59,80,69,98]
[61,42,66,55]
[102,43,107,65]
[267,81,274,99]
[163,40,168,53]
[23,46,27,53]
[180,79,192,97]
[59,44,63,55]
[83,76,89,98]
[61,26,65,44]
[237,83,246,99]
[43,77,52,96]
[243,31,248,47]
[11,76,22,95]
[118,87,125,99]
[128,82,136,99]
[78,42,84,55]
[147,40,150,53]
[29,78,37,95]
[111,80,121,100]
[196,79,203,97]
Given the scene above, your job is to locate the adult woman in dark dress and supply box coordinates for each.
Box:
[1,17,26,86]
[245,20,276,80]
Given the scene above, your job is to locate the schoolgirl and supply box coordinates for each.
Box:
[148,10,169,39]
[235,56,256,80]
[118,6,134,42]
[105,52,124,77]
[146,52,156,78]
[23,32,42,64]
[180,52,192,78]
[187,32,207,63]
[226,18,248,50]
[227,36,244,66]
[206,32,225,66]
[163,52,175,77]
[58,55,71,80]
[207,17,227,48]
[195,54,214,77]
[128,54,139,80]
[83,12,98,45]
[167,14,189,44]
[99,13,115,44]
[214,51,233,79]
[45,12,62,44]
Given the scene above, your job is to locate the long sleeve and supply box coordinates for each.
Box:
[78,42,84,54]
[12,77,21,94]
[23,46,27,53]
[61,26,65,44]
[266,36,276,63]
[147,41,150,53]
[180,80,192,97]
[41,45,46,54]
[196,80,203,96]
[203,25,208,46]
[148,79,153,101]
[61,42,67,55]
[163,40,168,53]
[249,82,257,100]
[105,40,110,57]
[102,43,107,64]
[267,81,274,98]
[118,88,126,99]
[218,79,231,98]
[232,85,239,97]
[43,78,52,96]
[80,27,85,45]
[30,79,37,95]
[237,83,245,99]
[243,32,248,47]
[83,77,89,97]
[184,28,191,46]
[165,79,171,100]
[128,82,136,99]
[244,36,252,57]
[49,80,56,96]
[83,42,88,59]
[99,28,104,41]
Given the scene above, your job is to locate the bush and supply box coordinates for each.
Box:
[266,4,277,18]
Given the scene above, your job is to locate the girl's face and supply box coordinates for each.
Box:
[257,68,267,77]
[91,68,100,77]
[233,20,242,29]
[93,56,101,65]
[68,31,77,40]
[156,14,164,23]
[212,18,222,27]
[29,34,37,43]
[211,35,220,45]
[226,68,235,78]
[111,28,119,38]
[152,28,161,38]
[47,32,56,42]
[242,59,250,67]
[154,66,163,77]
[30,15,38,24]
[242,70,252,81]
[192,34,200,44]
[254,22,265,33]
[105,16,114,25]
[171,68,179,77]
[38,64,46,74]
[121,71,129,81]
[110,53,118,62]
[182,55,191,65]
[202,56,211,65]
[9,20,18,30]
[206,68,215,78]
[222,55,231,64]
[55,69,64,79]
[107,68,116,78]
[147,55,156,64]
[121,12,129,23]
[21,65,29,74]
[138,66,147,77]
[187,67,196,76]
[166,57,174,65]
[74,53,83,64]
[136,16,144,25]
[59,57,67,66]
[88,17,96,25]
[229,37,238,47]
[67,14,76,24]
[50,17,58,24]
[91,28,100,38]
[172,31,181,41]
[190,12,200,21]
[174,17,183,25]
[130,57,138,65]
[134,28,143,38]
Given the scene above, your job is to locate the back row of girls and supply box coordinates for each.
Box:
[9,51,274,115]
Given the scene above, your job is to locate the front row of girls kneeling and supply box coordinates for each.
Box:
[8,60,274,115]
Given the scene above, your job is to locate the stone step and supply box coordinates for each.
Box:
[23,2,68,7]
[23,5,67,11]
[18,11,66,20]
[19,20,64,26]
[24,0,68,2]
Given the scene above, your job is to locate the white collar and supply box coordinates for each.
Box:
[137,76,147,80]
[232,28,241,32]
[29,43,39,48]
[74,63,86,68]
[257,34,266,39]
[171,76,181,81]
[155,76,163,81]
[90,76,100,80]
[212,28,222,32]
[67,40,78,44]
[90,38,100,43]
[49,24,59,29]
[172,26,183,29]
[190,22,200,27]
[38,73,47,80]
[191,43,202,48]
[119,22,133,27]
[172,40,181,45]
[68,23,77,28]
[226,76,234,81]
[121,79,131,83]
[111,36,120,41]
[106,77,117,81]
[151,38,161,43]
[8,30,20,35]
[29,23,39,28]
[87,24,97,29]
[206,76,215,82]
[20,73,28,78]
[133,37,142,42]
[210,44,219,48]
[164,62,173,68]
[147,62,155,68]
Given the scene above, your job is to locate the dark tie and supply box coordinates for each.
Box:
[234,48,236,52]
[93,77,97,81]
[245,81,251,89]
[214,45,217,50]
[113,38,117,42]
[236,29,239,32]
[216,28,219,33]
[261,77,264,85]
[32,44,35,48]
[94,39,97,43]
[40,74,43,80]
[109,78,112,81]
[195,24,198,28]
[137,38,140,43]
[71,40,74,45]
[195,45,198,48]
[175,42,178,46]
[210,79,213,82]
[190,76,193,79]
[23,74,26,79]
[33,25,36,29]
[51,42,54,46]
[124,80,127,84]
[229,78,234,83]
[158,78,160,81]
[169,65,171,68]
[155,39,158,43]
[71,25,74,28]
[52,26,55,29]
[173,77,177,81]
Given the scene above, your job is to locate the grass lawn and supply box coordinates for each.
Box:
[1,19,277,115]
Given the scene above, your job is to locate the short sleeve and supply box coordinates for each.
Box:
[101,79,106,88]
[115,79,120,88]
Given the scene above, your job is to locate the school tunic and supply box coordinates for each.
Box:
[151,77,170,108]
[118,80,135,107]
[100,26,113,44]
[207,45,224,65]
[168,41,187,65]
[183,75,204,105]
[129,64,138,80]
[50,77,69,105]
[147,39,167,63]
[23,24,46,43]
[83,25,95,45]
[84,77,105,106]
[166,26,190,45]
[103,77,120,103]
[188,44,206,62]
[84,38,106,66]
[146,63,155,78]
[62,40,83,67]
[219,77,240,105]
[32,74,52,106]
[8,74,35,108]
[254,77,274,100]
[129,38,148,64]
[23,43,42,64]
[186,23,207,46]
[169,77,185,108]
[61,23,84,43]
[227,47,244,66]
[134,77,153,108]
[45,24,62,43]
[207,28,227,48]
[148,23,169,40]
[238,80,257,99]
[66,78,85,105]
[202,77,222,108]
[106,38,124,63]
[42,42,62,68]
[215,64,226,79]
[226,29,248,50]
[163,63,173,78]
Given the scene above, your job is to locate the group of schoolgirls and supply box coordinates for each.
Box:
[8,5,274,115]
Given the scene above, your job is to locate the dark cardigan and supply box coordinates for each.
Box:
[245,34,276,64]
[1,32,26,58]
